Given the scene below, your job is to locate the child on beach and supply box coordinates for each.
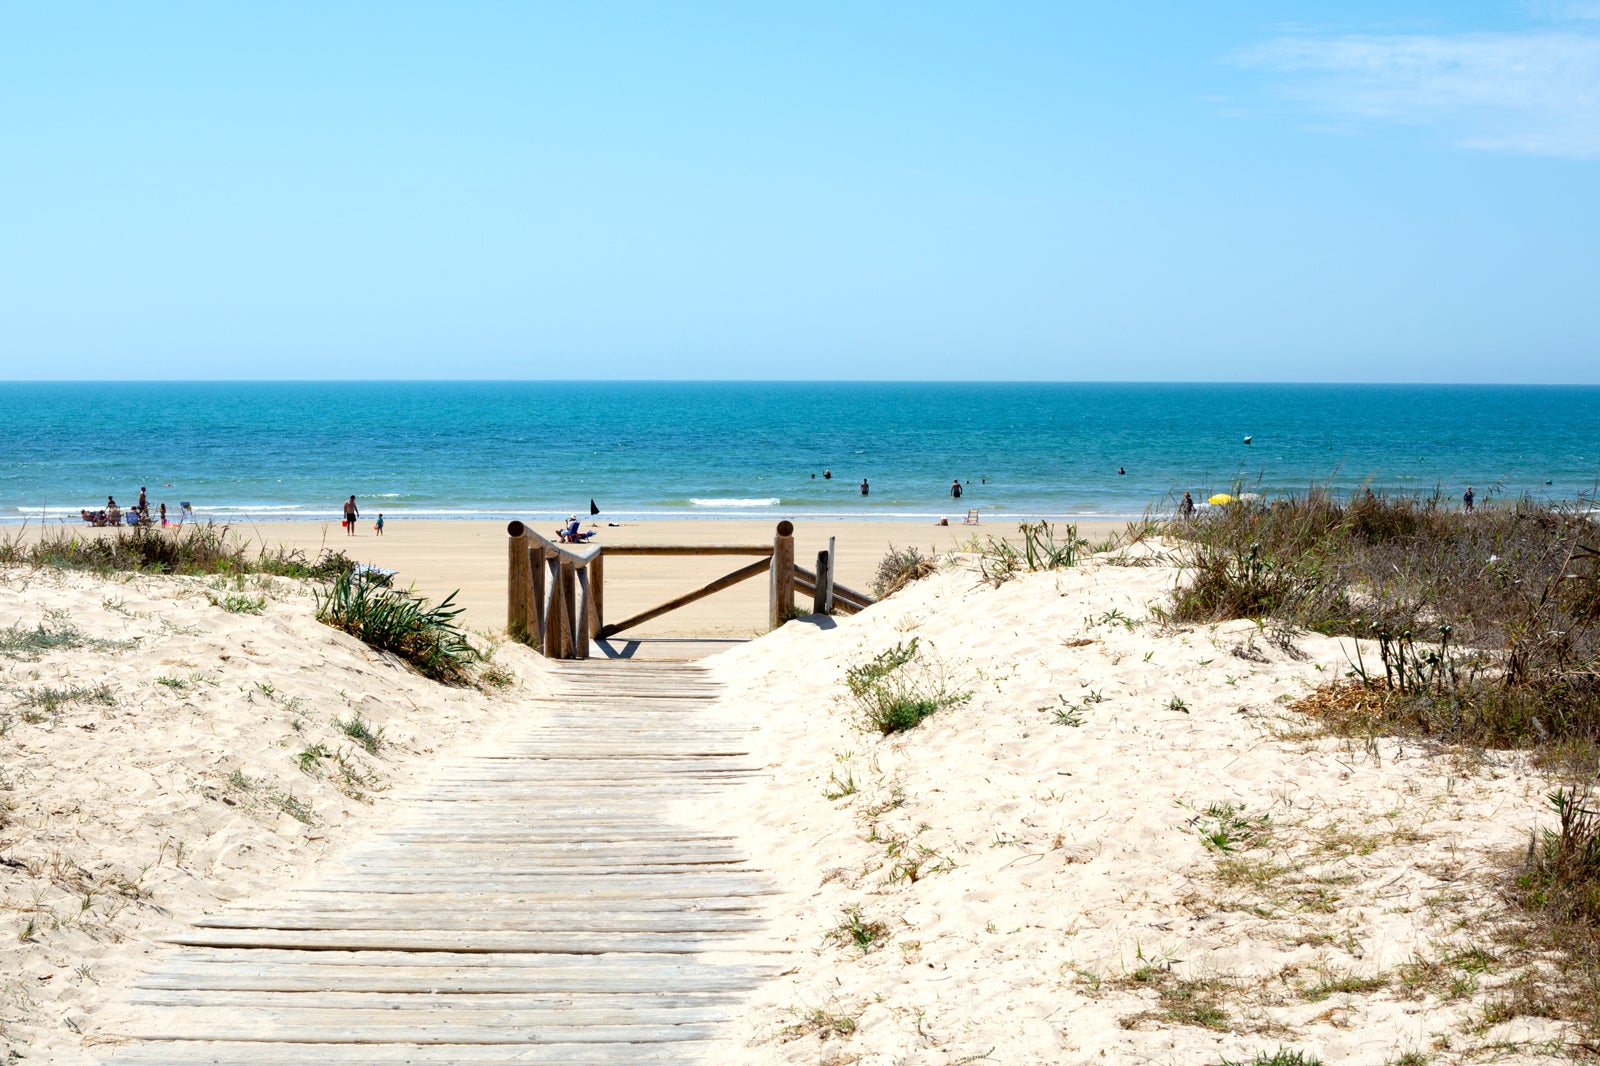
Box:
[375,513,384,536]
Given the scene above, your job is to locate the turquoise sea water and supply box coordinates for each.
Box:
[2,382,1597,525]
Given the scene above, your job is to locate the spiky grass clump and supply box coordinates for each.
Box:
[314,571,477,684]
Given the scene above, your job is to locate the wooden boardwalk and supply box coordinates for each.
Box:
[94,661,777,1064]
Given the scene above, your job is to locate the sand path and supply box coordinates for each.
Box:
[90,660,781,1064]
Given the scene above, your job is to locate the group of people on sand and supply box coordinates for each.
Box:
[81,486,169,528]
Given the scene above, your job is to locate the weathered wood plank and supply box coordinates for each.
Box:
[95,663,774,1064]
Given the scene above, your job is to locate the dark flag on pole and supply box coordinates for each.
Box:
[589,499,600,516]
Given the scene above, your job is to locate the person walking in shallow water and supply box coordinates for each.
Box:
[860,479,869,497]
[950,479,962,499]
[343,495,359,535]
[1463,485,1475,513]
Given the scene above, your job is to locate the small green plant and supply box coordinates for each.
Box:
[155,676,188,691]
[1218,1050,1322,1066]
[20,683,116,719]
[845,639,920,696]
[297,743,333,774]
[782,1008,858,1040]
[1515,787,1600,924]
[822,754,858,799]
[1046,695,1084,727]
[827,905,889,953]
[1195,802,1271,853]
[334,713,384,754]
[0,619,136,660]
[216,592,266,614]
[315,571,477,684]
[1167,695,1190,713]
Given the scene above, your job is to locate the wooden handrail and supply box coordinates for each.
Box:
[600,544,773,556]
[508,519,876,657]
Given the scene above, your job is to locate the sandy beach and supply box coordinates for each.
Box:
[9,517,1123,638]
[0,530,1574,1063]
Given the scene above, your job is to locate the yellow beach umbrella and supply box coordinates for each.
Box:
[1208,493,1235,506]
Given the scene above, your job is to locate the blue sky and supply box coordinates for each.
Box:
[3,2,1598,382]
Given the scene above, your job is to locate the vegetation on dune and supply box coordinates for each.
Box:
[1158,488,1600,1045]
[0,523,356,579]
[314,569,478,685]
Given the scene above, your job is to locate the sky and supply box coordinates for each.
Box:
[2,2,1598,382]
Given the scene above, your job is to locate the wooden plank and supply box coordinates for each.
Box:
[599,545,772,556]
[163,929,782,952]
[597,557,771,638]
[101,1042,707,1064]
[98,663,776,1063]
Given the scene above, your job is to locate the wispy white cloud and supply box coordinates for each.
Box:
[1238,28,1600,158]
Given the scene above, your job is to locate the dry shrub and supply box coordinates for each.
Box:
[872,545,936,598]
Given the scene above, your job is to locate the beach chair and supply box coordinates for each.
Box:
[964,508,980,525]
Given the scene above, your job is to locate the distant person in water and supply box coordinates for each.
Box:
[1117,467,1125,476]
[344,495,359,534]
[1463,485,1475,513]
[950,479,962,499]
[1179,492,1195,520]
[375,513,385,536]
[824,469,832,480]
[860,479,869,496]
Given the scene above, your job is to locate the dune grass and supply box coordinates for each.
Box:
[1159,488,1600,1045]
[0,523,355,579]
[314,569,477,685]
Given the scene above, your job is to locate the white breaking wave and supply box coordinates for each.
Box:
[689,497,781,507]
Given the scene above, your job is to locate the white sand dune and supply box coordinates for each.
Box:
[702,549,1565,1064]
[0,539,1575,1064]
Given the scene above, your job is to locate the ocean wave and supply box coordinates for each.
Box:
[689,497,781,507]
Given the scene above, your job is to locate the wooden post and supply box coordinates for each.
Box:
[506,521,531,641]
[770,520,795,629]
[825,535,836,614]
[543,554,564,658]
[529,545,547,648]
[813,549,830,615]
[575,566,593,659]
[589,553,604,638]
[562,561,580,658]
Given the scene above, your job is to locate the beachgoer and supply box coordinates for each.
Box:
[824,470,832,480]
[1463,485,1475,513]
[1179,492,1195,520]
[860,479,869,497]
[137,486,148,516]
[950,479,962,499]
[1117,467,1125,476]
[810,473,816,479]
[344,495,359,535]
[159,502,168,527]
[375,513,384,536]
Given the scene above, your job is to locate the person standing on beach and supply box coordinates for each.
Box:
[1180,492,1195,520]
[860,479,869,496]
[1463,485,1475,513]
[375,513,385,536]
[344,495,359,534]
[137,486,148,517]
[159,502,168,527]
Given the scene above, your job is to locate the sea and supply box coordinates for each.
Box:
[2,382,1597,525]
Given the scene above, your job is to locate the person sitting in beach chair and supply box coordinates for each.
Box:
[179,502,193,524]
[557,515,596,543]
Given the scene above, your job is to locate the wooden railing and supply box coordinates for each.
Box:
[507,520,875,658]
